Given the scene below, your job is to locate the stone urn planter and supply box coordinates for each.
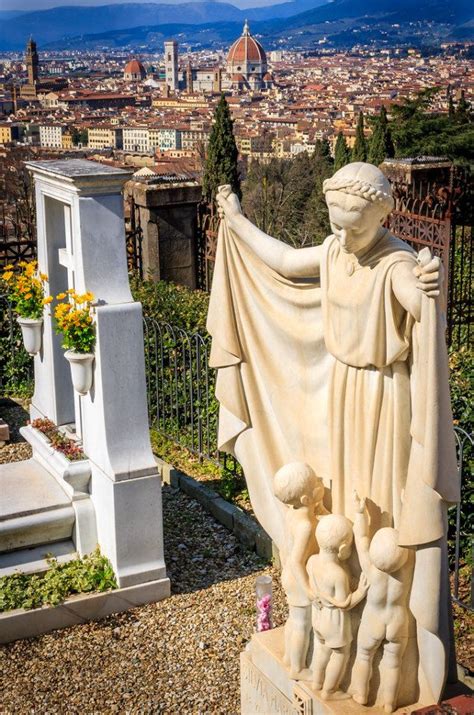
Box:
[17,317,43,356]
[64,350,94,395]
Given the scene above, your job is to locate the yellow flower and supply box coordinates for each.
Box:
[2,271,13,281]
[25,293,32,299]
[40,273,48,281]
[56,292,67,300]
[42,296,53,305]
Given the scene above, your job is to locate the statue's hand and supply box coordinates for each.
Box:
[413,248,444,298]
[353,490,366,514]
[216,184,243,228]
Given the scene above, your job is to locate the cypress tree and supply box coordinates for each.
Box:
[455,90,471,123]
[334,132,351,171]
[367,107,393,166]
[352,111,367,163]
[202,94,240,203]
[448,95,455,119]
[368,121,386,166]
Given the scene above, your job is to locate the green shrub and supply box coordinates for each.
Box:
[0,547,117,612]
[0,296,33,396]
[131,275,209,332]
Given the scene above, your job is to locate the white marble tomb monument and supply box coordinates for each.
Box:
[0,159,169,602]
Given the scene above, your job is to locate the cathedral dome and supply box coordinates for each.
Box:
[227,21,267,66]
[124,58,146,80]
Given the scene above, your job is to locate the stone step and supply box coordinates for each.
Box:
[0,540,78,578]
[0,459,75,554]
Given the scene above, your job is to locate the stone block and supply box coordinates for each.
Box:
[0,577,170,645]
[233,507,259,549]
[157,459,181,488]
[179,474,218,511]
[207,496,235,530]
[255,526,273,561]
[0,418,10,444]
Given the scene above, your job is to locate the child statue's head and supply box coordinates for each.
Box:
[369,527,409,573]
[316,514,353,559]
[273,461,323,508]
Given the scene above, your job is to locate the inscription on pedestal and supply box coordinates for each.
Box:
[241,652,295,715]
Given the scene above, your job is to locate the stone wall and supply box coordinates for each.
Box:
[128,180,202,289]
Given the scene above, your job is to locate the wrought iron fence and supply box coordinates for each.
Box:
[142,317,241,477]
[451,427,473,611]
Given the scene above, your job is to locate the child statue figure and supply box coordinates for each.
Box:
[273,462,328,679]
[352,492,414,713]
[307,514,368,700]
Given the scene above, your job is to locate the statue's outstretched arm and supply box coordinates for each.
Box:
[217,185,322,279]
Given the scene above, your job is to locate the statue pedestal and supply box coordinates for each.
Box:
[241,628,424,715]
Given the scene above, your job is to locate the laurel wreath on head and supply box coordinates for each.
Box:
[323,176,394,212]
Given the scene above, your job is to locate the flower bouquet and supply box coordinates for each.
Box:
[54,289,96,395]
[1,260,51,355]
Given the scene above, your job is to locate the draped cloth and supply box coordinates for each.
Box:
[207,218,459,704]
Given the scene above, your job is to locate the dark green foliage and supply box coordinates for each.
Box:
[448,95,455,120]
[351,111,367,163]
[0,547,117,612]
[71,127,88,146]
[130,274,209,331]
[390,87,474,162]
[242,146,333,247]
[334,132,351,171]
[455,90,471,124]
[202,94,240,204]
[448,347,473,564]
[367,106,395,166]
[0,295,33,396]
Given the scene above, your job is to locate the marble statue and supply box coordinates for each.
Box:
[307,515,368,700]
[208,162,459,710]
[352,492,414,713]
[273,462,327,678]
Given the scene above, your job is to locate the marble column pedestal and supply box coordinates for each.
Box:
[241,627,424,715]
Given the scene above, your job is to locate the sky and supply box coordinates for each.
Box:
[1,0,279,10]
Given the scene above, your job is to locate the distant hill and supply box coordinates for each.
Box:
[2,0,471,51]
[0,0,328,50]
[281,0,473,29]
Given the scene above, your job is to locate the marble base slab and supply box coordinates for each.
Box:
[241,628,424,715]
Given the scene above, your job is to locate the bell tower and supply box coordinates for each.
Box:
[26,37,39,87]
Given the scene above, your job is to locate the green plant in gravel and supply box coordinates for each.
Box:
[150,430,249,507]
[0,547,117,612]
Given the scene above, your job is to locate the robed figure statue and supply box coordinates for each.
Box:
[207,163,459,709]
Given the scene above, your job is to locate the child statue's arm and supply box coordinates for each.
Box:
[290,523,314,600]
[353,491,372,576]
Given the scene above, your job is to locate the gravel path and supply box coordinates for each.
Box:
[0,484,288,714]
[1,400,471,712]
[0,398,32,465]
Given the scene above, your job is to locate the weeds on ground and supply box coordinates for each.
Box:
[0,547,117,612]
